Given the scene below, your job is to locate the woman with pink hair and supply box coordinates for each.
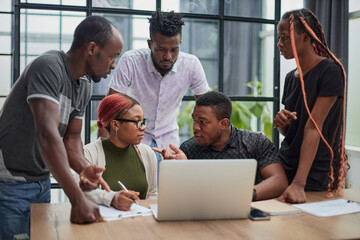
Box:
[83,93,157,211]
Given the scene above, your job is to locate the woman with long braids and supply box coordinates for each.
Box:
[274,8,347,203]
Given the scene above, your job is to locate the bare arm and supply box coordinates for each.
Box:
[64,119,110,192]
[29,98,104,223]
[254,163,288,201]
[63,118,88,173]
[279,96,337,203]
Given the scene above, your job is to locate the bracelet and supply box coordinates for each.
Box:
[252,189,257,201]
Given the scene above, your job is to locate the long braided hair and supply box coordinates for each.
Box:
[282,8,348,197]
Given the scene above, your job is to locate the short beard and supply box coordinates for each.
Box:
[151,53,174,76]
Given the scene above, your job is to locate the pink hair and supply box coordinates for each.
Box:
[97,94,138,129]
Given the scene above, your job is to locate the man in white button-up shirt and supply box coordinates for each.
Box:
[108,10,209,163]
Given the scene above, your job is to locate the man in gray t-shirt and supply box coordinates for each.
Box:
[153,91,289,201]
[0,16,123,239]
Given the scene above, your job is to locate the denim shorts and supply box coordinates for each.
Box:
[0,179,51,240]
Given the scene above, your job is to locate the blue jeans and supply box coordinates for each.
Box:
[0,179,51,240]
[150,139,162,182]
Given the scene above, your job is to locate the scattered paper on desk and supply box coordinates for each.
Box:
[292,199,360,217]
[251,199,301,215]
[99,203,153,221]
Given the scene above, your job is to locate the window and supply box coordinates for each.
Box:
[0,2,12,103]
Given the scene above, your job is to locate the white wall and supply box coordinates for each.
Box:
[346,146,360,190]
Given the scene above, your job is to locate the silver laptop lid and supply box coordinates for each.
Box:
[155,159,257,221]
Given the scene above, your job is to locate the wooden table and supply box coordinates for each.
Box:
[31,189,360,240]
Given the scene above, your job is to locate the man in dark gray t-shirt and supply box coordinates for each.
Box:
[153,91,288,201]
[0,16,123,239]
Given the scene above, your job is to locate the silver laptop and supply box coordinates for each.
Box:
[150,159,257,221]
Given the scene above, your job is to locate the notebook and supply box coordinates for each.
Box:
[251,199,301,215]
[150,159,257,221]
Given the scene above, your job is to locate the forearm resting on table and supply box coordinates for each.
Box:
[255,163,288,200]
[255,175,288,200]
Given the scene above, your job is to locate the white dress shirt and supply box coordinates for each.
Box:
[109,48,209,149]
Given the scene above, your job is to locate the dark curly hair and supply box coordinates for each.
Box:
[148,9,184,40]
[196,91,232,121]
[70,15,114,50]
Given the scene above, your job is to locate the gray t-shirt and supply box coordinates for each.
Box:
[0,50,92,182]
[180,126,280,184]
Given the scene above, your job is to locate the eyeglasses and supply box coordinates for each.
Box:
[114,118,148,129]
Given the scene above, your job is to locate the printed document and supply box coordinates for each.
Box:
[99,203,153,221]
[292,199,360,217]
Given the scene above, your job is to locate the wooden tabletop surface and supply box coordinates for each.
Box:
[31,189,360,240]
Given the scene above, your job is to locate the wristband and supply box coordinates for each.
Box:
[252,189,257,201]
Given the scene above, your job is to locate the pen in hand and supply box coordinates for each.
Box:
[118,180,139,204]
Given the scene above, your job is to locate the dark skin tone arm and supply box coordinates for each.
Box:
[278,96,338,203]
[63,118,110,192]
[29,98,104,223]
[63,118,88,173]
[254,163,288,201]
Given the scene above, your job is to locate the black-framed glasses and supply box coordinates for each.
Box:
[114,118,148,129]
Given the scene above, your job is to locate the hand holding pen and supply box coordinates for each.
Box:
[110,181,140,211]
[118,180,140,204]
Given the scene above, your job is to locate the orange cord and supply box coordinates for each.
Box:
[289,14,347,197]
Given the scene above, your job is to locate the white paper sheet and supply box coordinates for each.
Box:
[99,203,153,221]
[292,199,360,217]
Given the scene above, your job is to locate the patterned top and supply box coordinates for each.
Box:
[180,126,280,184]
[108,48,209,149]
